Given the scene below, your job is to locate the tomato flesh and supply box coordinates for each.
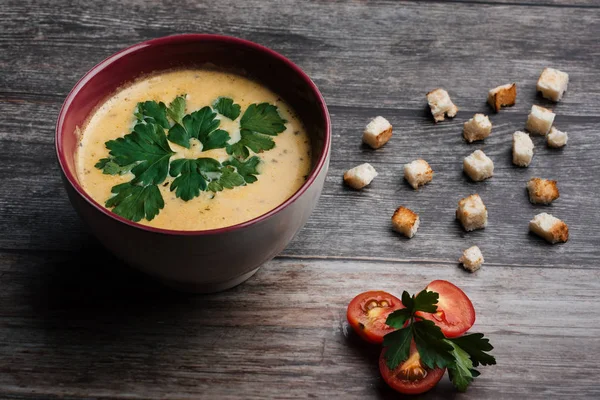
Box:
[347,291,403,344]
[416,280,476,338]
[379,343,446,395]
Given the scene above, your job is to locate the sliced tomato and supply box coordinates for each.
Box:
[347,291,404,344]
[416,280,476,338]
[379,342,446,395]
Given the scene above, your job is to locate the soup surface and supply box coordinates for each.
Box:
[76,69,312,230]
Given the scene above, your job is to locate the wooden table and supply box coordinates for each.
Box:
[2,1,600,398]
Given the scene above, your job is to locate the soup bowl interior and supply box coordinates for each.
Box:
[56,34,330,292]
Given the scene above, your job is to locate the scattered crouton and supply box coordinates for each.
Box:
[513,131,534,167]
[463,150,494,181]
[526,105,555,135]
[456,194,488,232]
[343,163,378,190]
[487,83,517,112]
[459,246,484,272]
[404,159,433,189]
[363,116,393,149]
[426,88,458,122]
[527,178,560,205]
[537,68,569,102]
[547,127,568,148]
[391,206,420,238]
[529,212,569,244]
[463,114,492,143]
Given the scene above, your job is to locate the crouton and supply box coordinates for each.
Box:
[344,163,378,190]
[547,127,568,148]
[426,88,458,122]
[391,206,420,238]
[526,105,555,135]
[456,194,488,232]
[459,246,484,272]
[463,114,492,143]
[512,131,534,167]
[463,150,494,182]
[527,178,560,205]
[404,159,433,189]
[537,68,569,102]
[487,83,517,112]
[529,212,569,244]
[363,116,393,149]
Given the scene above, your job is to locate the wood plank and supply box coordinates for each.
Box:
[0,254,599,399]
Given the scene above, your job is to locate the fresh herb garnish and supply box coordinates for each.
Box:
[105,182,164,222]
[213,97,241,120]
[383,290,496,392]
[95,94,288,222]
[226,102,287,159]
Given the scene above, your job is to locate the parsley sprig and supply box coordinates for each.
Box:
[94,95,287,222]
[383,290,496,392]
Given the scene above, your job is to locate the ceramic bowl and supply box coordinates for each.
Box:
[56,34,331,293]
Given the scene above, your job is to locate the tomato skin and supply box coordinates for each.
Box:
[347,291,404,344]
[416,280,476,338]
[379,345,446,395]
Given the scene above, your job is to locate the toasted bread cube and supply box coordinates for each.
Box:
[487,83,516,112]
[391,206,420,238]
[547,127,568,148]
[363,116,392,149]
[537,68,569,102]
[404,159,433,189]
[513,131,534,167]
[459,246,484,272]
[463,150,494,182]
[529,213,568,244]
[344,163,378,190]
[426,88,458,122]
[456,194,488,232]
[527,178,560,205]
[526,105,555,135]
[463,114,492,143]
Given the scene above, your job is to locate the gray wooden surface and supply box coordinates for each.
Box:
[1,1,600,399]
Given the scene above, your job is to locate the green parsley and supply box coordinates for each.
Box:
[383,290,496,392]
[95,94,288,222]
[226,102,287,159]
[213,97,241,120]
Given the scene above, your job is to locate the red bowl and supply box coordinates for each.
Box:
[56,34,331,292]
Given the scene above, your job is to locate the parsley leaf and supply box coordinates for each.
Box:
[213,97,241,120]
[169,158,221,201]
[413,290,439,313]
[446,340,476,392]
[135,101,170,129]
[382,327,412,368]
[207,166,246,192]
[382,288,495,392]
[104,123,174,186]
[385,308,411,329]
[412,320,454,369]
[240,103,287,135]
[226,129,275,159]
[167,95,186,125]
[223,155,261,184]
[95,157,136,175]
[105,182,164,222]
[167,106,230,150]
[448,333,496,367]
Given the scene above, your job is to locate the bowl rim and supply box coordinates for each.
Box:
[56,33,331,236]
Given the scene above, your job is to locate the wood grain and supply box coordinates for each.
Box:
[1,0,599,398]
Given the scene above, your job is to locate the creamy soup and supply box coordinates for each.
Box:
[76,69,312,230]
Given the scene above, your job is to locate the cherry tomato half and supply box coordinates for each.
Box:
[416,280,476,338]
[379,342,446,395]
[347,291,404,344]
